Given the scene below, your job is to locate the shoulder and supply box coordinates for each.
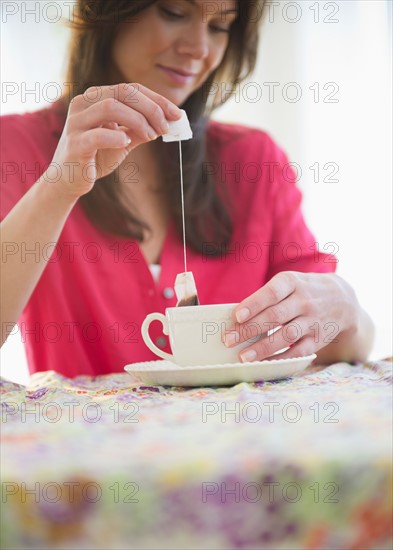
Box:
[0,101,66,161]
[204,120,305,226]
[0,102,67,218]
[206,119,288,163]
[205,119,293,204]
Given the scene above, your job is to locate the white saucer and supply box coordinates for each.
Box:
[124,354,316,387]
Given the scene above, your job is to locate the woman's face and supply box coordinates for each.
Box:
[111,0,238,106]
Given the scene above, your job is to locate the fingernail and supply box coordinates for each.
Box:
[161,120,170,133]
[240,349,257,363]
[236,308,250,323]
[224,332,239,347]
[148,128,158,140]
[168,105,182,118]
[125,136,132,145]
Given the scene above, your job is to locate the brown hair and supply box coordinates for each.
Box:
[60,0,265,254]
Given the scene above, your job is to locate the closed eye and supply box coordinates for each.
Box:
[211,26,231,34]
[160,7,232,33]
[160,7,183,19]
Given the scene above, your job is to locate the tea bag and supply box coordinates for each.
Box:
[162,110,200,306]
[162,109,193,142]
[174,272,200,307]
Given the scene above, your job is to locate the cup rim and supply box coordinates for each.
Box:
[165,303,239,323]
[166,303,238,312]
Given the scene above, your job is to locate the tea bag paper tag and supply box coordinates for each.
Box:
[175,272,200,306]
[162,110,193,142]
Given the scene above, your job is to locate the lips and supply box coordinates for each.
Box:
[158,65,196,77]
[158,65,197,86]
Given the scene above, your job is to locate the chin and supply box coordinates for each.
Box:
[160,88,191,106]
[136,77,194,107]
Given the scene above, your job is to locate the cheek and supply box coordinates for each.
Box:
[112,21,150,58]
[115,24,172,64]
[112,29,132,68]
[211,40,230,69]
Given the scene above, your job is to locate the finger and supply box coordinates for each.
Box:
[225,294,303,347]
[112,84,173,135]
[237,316,316,363]
[71,99,162,142]
[233,272,296,324]
[73,83,182,125]
[119,82,183,120]
[75,128,131,157]
[102,122,119,130]
[264,336,318,361]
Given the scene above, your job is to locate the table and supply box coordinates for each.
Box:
[1,358,392,549]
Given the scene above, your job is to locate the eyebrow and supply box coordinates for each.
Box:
[184,0,239,14]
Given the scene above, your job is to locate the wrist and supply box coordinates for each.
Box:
[333,274,360,335]
[38,173,80,211]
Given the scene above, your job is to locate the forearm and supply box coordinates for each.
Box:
[1,176,78,346]
[314,306,375,365]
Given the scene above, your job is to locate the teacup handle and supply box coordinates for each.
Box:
[141,313,175,362]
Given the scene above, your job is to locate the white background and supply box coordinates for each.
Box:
[1,0,392,383]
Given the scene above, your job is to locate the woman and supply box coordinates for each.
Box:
[0,0,374,377]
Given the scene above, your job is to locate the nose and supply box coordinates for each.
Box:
[176,23,209,60]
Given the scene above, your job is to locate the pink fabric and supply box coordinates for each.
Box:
[0,102,337,377]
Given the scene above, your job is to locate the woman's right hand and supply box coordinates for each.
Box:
[47,83,183,198]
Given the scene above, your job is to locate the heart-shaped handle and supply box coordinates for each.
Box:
[141,313,175,362]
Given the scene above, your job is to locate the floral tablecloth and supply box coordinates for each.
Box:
[1,358,392,550]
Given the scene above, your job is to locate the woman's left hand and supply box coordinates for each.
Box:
[224,272,360,362]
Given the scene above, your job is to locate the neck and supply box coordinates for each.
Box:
[119,139,164,193]
[127,139,160,168]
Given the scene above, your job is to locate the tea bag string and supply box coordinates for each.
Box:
[179,140,187,274]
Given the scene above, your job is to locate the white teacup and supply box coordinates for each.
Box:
[141,303,259,367]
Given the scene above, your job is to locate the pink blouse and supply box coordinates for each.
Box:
[0,102,336,376]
